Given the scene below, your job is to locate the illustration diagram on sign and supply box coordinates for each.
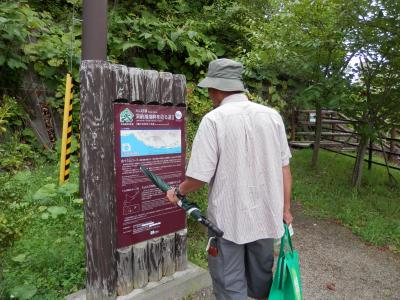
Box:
[123,189,140,215]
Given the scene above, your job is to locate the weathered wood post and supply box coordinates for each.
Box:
[175,229,188,271]
[129,68,146,104]
[80,0,189,298]
[116,246,133,295]
[148,238,162,281]
[132,242,149,288]
[162,233,176,276]
[81,0,115,298]
[80,61,117,299]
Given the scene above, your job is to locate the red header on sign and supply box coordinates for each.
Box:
[114,104,186,248]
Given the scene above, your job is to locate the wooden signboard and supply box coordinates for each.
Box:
[80,61,187,299]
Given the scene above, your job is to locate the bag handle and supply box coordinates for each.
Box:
[278,255,287,290]
[278,223,293,257]
[276,224,293,290]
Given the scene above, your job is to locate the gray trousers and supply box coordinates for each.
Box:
[208,237,274,300]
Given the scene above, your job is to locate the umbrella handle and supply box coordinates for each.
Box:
[199,217,224,237]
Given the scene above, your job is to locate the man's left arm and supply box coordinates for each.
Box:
[282,165,293,224]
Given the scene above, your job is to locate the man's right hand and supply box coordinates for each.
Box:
[166,188,180,204]
[283,209,293,225]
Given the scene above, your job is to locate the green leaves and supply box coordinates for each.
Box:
[9,285,37,300]
[33,181,79,206]
[0,2,45,71]
[33,183,57,203]
[170,31,181,42]
[12,253,27,263]
[186,83,212,118]
[6,58,26,69]
[46,206,68,219]
[188,31,197,39]
[106,1,256,76]
[121,41,145,52]
[47,206,66,216]
[58,182,79,197]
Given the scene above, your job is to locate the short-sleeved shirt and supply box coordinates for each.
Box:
[186,93,291,244]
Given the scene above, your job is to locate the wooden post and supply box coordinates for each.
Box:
[82,0,107,61]
[113,64,130,102]
[175,229,188,271]
[144,70,160,104]
[311,105,322,167]
[129,68,146,103]
[173,74,186,106]
[159,72,174,105]
[80,61,117,299]
[133,242,149,288]
[148,238,163,282]
[290,108,296,142]
[117,246,134,296]
[162,233,176,276]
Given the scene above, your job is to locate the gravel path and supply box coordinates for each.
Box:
[189,202,400,300]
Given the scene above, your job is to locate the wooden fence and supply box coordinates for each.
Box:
[290,109,400,171]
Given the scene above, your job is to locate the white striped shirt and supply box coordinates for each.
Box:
[186,93,291,244]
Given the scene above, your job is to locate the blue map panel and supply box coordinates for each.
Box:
[120,129,181,157]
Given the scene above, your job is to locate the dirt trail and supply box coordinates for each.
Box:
[189,202,400,300]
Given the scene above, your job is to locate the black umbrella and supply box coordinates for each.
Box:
[139,165,224,237]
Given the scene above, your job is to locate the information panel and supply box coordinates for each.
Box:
[114,104,186,248]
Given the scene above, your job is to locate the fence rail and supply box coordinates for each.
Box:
[290,109,400,172]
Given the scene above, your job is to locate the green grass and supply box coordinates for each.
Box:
[291,149,400,252]
[187,186,209,269]
[0,160,85,299]
[0,213,85,299]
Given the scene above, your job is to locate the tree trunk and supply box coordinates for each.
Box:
[388,127,397,162]
[311,103,322,168]
[352,134,369,188]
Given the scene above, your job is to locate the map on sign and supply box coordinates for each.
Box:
[120,129,181,157]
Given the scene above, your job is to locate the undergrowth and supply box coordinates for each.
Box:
[0,161,85,299]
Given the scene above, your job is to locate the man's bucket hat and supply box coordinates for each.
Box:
[198,58,246,92]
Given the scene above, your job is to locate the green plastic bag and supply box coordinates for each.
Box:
[269,224,303,300]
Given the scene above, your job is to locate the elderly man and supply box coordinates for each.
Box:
[166,58,293,300]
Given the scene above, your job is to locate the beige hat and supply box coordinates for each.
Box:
[198,58,246,92]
